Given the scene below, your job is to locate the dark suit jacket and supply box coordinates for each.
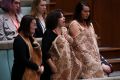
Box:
[34,18,44,38]
[11,35,39,80]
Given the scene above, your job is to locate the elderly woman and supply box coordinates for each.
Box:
[31,0,47,38]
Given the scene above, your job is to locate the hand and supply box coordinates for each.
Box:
[38,65,44,74]
[102,63,111,73]
[61,27,67,35]
[40,65,44,73]
[33,41,40,48]
[47,59,57,74]
[51,65,57,74]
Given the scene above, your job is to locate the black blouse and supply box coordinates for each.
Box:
[41,29,57,80]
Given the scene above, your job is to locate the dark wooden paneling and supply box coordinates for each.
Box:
[100,47,120,59]
[54,0,79,12]
[48,0,79,22]
[111,63,120,71]
[92,0,120,47]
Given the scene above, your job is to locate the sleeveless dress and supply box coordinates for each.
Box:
[69,20,105,79]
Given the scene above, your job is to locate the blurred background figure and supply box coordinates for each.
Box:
[31,0,47,38]
[0,0,23,41]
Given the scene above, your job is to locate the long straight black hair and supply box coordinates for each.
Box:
[73,2,91,26]
[18,15,35,37]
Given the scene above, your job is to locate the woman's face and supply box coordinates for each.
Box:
[81,5,90,20]
[58,13,65,27]
[12,0,21,13]
[38,0,47,14]
[30,19,37,34]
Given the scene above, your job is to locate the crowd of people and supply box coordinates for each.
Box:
[0,0,112,80]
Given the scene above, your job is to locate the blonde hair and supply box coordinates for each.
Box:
[31,0,46,18]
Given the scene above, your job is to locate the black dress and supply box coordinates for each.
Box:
[41,29,57,80]
[11,35,39,80]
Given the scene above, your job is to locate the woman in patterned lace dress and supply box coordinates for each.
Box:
[68,2,105,79]
[41,9,76,80]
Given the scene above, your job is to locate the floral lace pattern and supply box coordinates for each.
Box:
[71,21,105,79]
[49,35,71,80]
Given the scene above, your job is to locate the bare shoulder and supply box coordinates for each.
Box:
[68,20,80,38]
[69,20,79,27]
[69,20,80,30]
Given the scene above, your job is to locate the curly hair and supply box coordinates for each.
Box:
[1,0,21,13]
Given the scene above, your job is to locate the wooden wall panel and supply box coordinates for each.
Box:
[91,0,120,47]
[54,0,79,12]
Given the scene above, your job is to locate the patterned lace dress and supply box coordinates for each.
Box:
[48,35,71,80]
[69,20,105,79]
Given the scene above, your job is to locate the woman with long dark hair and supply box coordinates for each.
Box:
[68,2,105,79]
[11,15,44,80]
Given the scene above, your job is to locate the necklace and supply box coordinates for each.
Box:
[10,15,20,30]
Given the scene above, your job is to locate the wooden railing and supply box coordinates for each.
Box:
[0,38,42,50]
[99,47,120,71]
[0,40,120,79]
[0,40,120,71]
